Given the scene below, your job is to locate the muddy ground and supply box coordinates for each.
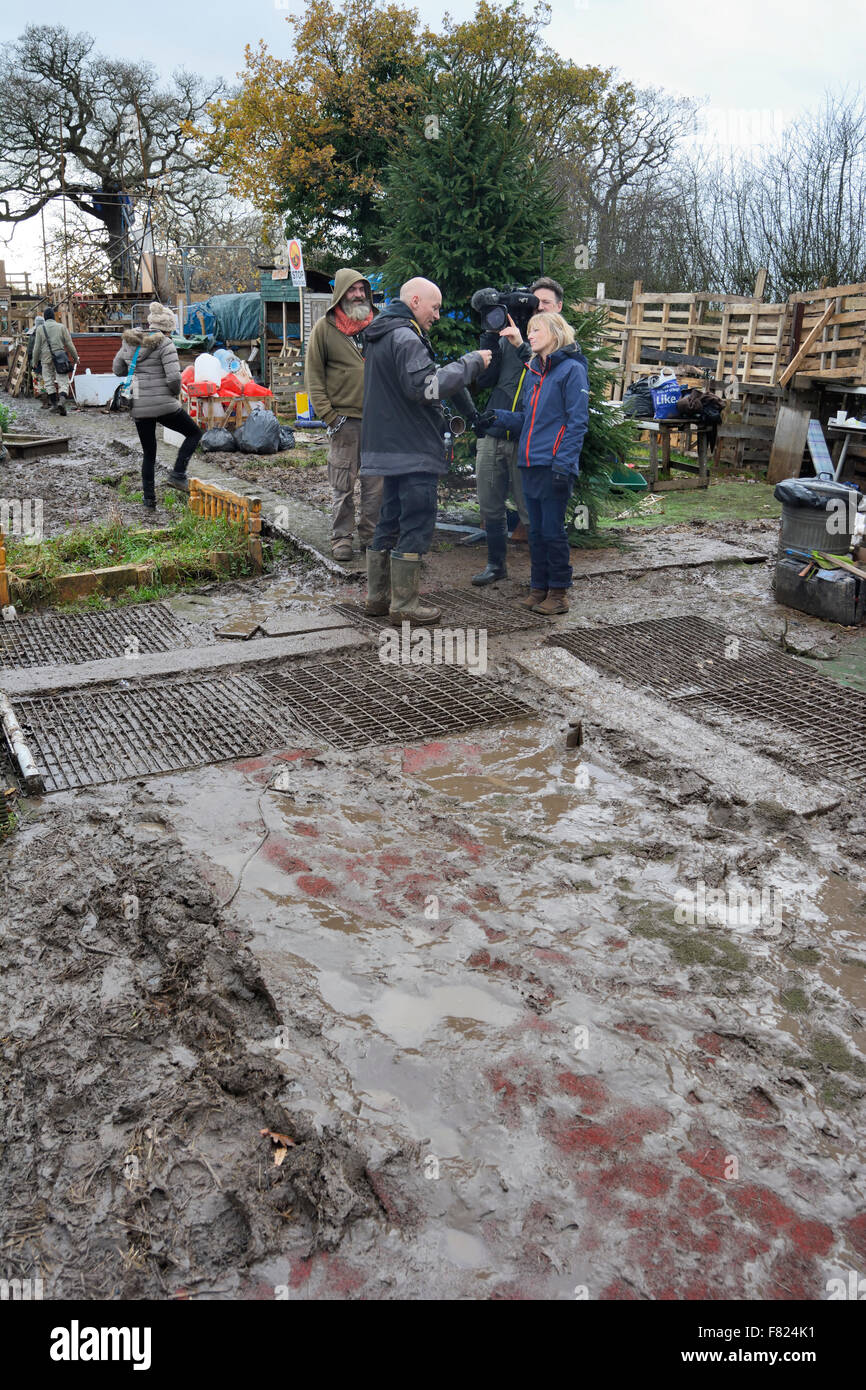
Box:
[2,392,865,1300]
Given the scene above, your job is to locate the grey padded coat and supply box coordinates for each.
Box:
[112,329,182,419]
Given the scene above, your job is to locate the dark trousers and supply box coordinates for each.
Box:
[134,409,202,501]
[521,465,573,591]
[370,472,438,557]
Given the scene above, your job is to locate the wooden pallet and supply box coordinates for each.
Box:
[189,478,263,571]
[4,343,29,397]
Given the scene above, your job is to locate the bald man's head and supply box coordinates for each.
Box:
[400,277,442,332]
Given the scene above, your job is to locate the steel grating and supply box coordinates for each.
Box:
[548,616,866,787]
[0,604,210,670]
[332,585,548,637]
[13,673,303,792]
[258,651,531,751]
[13,654,531,790]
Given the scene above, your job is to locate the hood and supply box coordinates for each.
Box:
[328,267,373,312]
[363,298,419,343]
[122,328,167,352]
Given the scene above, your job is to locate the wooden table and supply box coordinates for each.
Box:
[643,420,711,491]
[826,421,866,480]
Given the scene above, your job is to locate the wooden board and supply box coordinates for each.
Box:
[768,401,811,482]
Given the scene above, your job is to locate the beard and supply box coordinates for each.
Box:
[340,296,370,321]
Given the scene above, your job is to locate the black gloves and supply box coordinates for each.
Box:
[473,410,498,438]
[552,469,572,497]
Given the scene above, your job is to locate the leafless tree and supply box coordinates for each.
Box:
[0,25,225,288]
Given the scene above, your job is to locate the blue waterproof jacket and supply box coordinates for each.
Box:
[492,343,590,479]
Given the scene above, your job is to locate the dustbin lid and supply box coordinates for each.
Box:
[774,478,855,509]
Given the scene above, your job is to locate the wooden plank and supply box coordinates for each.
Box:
[753,267,768,301]
[767,399,811,482]
[652,476,710,491]
[788,280,866,302]
[778,301,835,386]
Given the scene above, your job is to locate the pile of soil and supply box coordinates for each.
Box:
[0,798,397,1298]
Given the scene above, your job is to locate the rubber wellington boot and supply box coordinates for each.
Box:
[55,393,68,417]
[47,392,61,414]
[532,588,569,615]
[519,589,547,609]
[39,394,51,410]
[471,519,508,586]
[364,548,391,616]
[388,553,440,624]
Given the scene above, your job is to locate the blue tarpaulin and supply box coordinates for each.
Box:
[183,293,262,343]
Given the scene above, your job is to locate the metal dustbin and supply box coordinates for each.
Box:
[775,478,856,556]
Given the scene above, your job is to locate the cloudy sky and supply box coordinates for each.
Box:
[1,0,860,277]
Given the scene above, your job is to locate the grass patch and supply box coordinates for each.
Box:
[599,478,781,530]
[787,946,821,965]
[631,908,750,972]
[780,987,810,1014]
[810,1030,866,1075]
[7,504,256,609]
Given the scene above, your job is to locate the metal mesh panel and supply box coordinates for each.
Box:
[332,585,548,637]
[259,651,530,751]
[14,673,300,792]
[548,616,866,787]
[0,605,209,670]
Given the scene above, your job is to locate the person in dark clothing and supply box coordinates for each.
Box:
[360,278,491,623]
[112,302,201,510]
[471,317,532,584]
[480,310,589,615]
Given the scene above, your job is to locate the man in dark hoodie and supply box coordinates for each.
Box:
[304,268,382,561]
[360,278,491,623]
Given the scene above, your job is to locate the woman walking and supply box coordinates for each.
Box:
[481,312,589,614]
[113,302,201,510]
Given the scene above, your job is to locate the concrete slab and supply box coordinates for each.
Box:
[571,534,768,578]
[518,645,842,817]
[261,607,357,636]
[2,627,369,699]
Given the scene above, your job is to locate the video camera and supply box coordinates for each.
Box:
[470,286,540,350]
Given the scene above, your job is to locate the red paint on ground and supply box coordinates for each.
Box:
[401,742,453,774]
[694,1032,725,1055]
[261,839,312,876]
[615,1020,662,1042]
[555,1073,610,1112]
[844,1211,866,1260]
[296,874,338,898]
[233,755,271,773]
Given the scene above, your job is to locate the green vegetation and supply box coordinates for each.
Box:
[7,508,256,609]
[780,986,810,1014]
[0,401,16,433]
[600,477,781,530]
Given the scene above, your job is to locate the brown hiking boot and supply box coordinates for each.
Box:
[518,589,547,609]
[509,521,529,543]
[532,589,569,615]
[332,538,354,562]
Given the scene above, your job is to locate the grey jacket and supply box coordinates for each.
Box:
[112,329,182,419]
[32,320,79,368]
[360,300,484,477]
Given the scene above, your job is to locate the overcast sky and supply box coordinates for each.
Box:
[1,0,861,277]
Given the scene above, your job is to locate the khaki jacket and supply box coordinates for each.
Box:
[303,267,374,425]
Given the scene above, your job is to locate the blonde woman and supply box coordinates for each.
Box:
[477,311,589,614]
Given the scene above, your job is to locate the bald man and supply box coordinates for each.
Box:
[360,278,491,623]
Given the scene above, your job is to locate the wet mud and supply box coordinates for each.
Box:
[2,391,865,1299]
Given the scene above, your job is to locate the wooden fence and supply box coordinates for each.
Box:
[189,479,263,571]
[579,277,866,398]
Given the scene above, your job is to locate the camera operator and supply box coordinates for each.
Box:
[360,278,491,624]
[470,304,533,586]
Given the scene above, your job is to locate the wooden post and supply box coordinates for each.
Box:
[248,495,263,572]
[768,397,811,482]
[753,268,768,301]
[0,527,9,608]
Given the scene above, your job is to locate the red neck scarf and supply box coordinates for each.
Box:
[334,304,373,336]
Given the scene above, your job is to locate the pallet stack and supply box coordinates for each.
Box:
[269,345,304,413]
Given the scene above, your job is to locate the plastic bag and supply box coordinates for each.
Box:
[278,425,296,450]
[774,479,852,509]
[181,364,195,388]
[200,427,238,453]
[622,379,653,419]
[649,369,682,419]
[235,408,281,454]
[243,380,273,397]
